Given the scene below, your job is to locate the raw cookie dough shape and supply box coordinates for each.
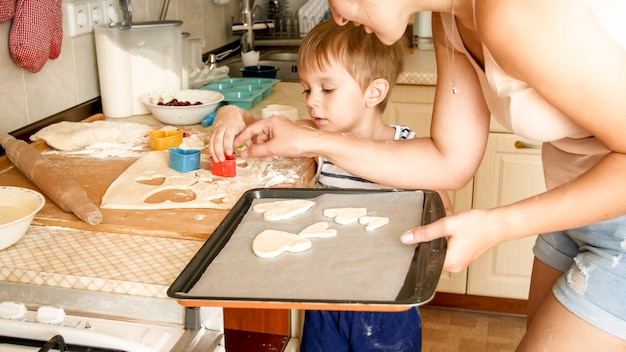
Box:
[299,222,337,238]
[253,199,316,221]
[358,216,390,231]
[252,230,313,258]
[323,208,367,225]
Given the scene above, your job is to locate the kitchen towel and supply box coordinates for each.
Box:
[0,0,15,23]
[9,0,62,73]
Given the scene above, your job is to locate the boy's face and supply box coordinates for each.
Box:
[299,59,371,135]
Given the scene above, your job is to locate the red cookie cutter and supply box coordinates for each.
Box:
[211,154,236,177]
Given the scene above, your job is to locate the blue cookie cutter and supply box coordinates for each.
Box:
[168,148,201,173]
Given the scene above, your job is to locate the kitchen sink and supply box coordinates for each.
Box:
[221,50,300,82]
[263,52,298,61]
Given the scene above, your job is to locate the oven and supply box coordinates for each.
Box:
[0,283,224,351]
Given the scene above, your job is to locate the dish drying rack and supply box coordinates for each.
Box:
[298,0,329,36]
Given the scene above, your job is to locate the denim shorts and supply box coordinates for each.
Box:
[533,214,626,339]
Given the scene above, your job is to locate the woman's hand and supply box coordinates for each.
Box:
[401,208,504,272]
[208,105,249,161]
[234,115,318,159]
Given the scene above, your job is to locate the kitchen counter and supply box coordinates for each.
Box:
[0,82,315,302]
[0,225,200,299]
[0,78,440,344]
[397,49,437,86]
[0,69,445,302]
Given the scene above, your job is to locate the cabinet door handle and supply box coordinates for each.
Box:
[514,140,542,149]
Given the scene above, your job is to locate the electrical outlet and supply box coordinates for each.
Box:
[89,0,104,26]
[101,0,120,24]
[66,2,92,37]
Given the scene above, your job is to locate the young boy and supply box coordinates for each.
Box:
[210,18,451,351]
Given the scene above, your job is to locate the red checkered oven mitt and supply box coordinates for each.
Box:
[9,0,62,73]
[0,0,15,23]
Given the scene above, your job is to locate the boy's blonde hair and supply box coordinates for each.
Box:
[297,18,406,111]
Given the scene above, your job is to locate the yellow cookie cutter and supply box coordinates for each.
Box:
[149,129,183,150]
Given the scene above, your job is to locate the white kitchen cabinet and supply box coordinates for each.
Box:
[467,133,546,299]
[383,84,435,136]
[383,84,471,294]
[383,84,546,299]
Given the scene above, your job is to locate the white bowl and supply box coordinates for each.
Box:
[0,186,45,250]
[140,89,224,125]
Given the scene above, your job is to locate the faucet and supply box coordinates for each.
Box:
[119,0,133,28]
[236,0,274,52]
[241,0,255,52]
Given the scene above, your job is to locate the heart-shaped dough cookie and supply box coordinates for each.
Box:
[253,199,315,221]
[252,230,313,258]
[323,207,367,224]
[358,216,390,231]
[299,222,337,238]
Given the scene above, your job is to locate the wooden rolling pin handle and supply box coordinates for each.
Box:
[0,134,103,225]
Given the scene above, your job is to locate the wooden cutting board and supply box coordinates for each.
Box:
[0,122,315,240]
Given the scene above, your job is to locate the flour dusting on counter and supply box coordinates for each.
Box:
[262,158,304,187]
[40,127,210,159]
[42,140,149,159]
[101,152,309,211]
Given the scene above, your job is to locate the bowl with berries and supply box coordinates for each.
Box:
[140,89,224,125]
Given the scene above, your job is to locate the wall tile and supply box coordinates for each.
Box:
[1,0,239,134]
[23,9,77,122]
[0,22,28,132]
[72,34,100,103]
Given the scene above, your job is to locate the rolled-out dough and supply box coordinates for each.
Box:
[101,151,277,210]
[30,120,152,151]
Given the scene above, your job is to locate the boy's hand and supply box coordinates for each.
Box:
[209,105,248,161]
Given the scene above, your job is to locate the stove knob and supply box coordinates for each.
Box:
[37,306,66,324]
[0,301,27,320]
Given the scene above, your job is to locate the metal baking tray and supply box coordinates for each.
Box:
[168,188,446,311]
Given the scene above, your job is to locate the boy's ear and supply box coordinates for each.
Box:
[365,78,389,108]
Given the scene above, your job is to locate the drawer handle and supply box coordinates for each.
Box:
[514,140,542,149]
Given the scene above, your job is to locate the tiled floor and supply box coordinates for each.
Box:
[420,307,527,352]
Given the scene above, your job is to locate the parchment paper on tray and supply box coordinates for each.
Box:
[168,189,447,310]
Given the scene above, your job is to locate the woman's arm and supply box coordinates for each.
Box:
[404,0,626,272]
[236,16,491,191]
[209,105,316,161]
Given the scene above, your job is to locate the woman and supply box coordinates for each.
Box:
[218,0,626,350]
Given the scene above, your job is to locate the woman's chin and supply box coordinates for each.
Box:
[314,118,330,128]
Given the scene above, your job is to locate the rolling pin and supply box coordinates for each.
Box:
[0,133,103,225]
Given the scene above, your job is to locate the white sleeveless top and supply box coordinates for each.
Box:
[440,0,625,188]
[316,125,416,189]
